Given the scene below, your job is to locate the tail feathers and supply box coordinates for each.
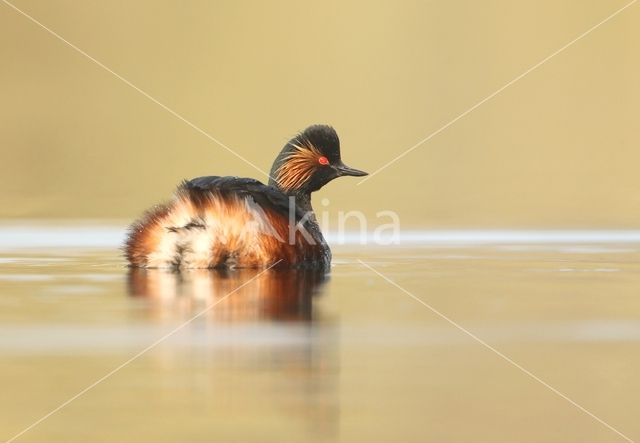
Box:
[125,192,303,269]
[127,216,260,269]
[144,219,214,268]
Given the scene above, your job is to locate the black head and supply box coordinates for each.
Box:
[268,125,368,194]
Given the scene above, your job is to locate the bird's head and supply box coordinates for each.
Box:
[269,125,367,194]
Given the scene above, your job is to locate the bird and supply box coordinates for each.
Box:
[124,125,367,269]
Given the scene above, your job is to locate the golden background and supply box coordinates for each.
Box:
[1,0,638,228]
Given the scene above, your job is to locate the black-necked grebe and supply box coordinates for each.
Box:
[125,125,367,269]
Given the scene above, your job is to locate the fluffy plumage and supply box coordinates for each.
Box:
[125,176,329,269]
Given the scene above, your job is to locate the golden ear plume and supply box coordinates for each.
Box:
[275,139,322,191]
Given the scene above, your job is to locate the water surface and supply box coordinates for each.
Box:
[1,228,639,442]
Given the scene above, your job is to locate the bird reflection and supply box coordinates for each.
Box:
[126,267,338,439]
[127,267,328,322]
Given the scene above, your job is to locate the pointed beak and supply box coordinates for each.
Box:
[335,162,368,177]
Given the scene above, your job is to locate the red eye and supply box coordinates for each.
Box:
[318,156,329,165]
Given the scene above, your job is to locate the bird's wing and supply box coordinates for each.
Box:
[181,176,303,220]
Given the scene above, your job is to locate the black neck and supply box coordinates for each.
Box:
[291,191,313,213]
[267,178,314,214]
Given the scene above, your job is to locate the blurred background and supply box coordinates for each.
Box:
[1,0,639,228]
[2,3,640,442]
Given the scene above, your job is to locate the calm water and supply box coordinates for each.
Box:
[1,227,640,442]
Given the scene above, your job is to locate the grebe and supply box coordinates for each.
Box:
[125,125,367,269]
